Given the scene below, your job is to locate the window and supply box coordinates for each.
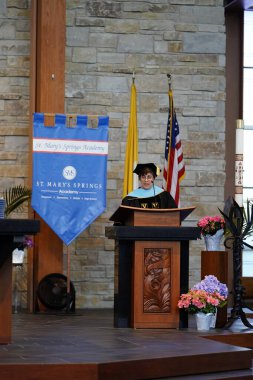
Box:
[242,11,253,276]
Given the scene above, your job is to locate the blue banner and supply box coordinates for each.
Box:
[32,113,109,245]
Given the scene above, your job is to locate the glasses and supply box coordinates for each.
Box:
[141,175,154,180]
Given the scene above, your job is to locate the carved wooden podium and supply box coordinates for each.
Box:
[106,205,200,329]
[0,219,40,344]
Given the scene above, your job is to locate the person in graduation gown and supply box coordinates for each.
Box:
[122,163,177,209]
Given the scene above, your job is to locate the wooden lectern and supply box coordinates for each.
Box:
[0,219,40,344]
[106,205,200,329]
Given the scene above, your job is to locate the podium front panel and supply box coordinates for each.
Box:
[126,210,180,227]
[132,240,180,328]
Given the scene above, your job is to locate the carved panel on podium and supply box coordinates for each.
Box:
[143,248,171,313]
[132,240,180,328]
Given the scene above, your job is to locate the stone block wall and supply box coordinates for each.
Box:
[0,0,31,191]
[0,0,226,309]
[65,0,226,307]
[0,0,31,310]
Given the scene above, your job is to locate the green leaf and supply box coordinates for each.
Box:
[3,185,31,217]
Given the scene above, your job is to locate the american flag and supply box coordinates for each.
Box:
[163,89,185,207]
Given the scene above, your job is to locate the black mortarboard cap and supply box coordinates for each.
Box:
[133,163,161,177]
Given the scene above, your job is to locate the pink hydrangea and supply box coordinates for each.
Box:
[197,215,225,236]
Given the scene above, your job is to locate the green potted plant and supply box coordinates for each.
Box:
[3,185,31,217]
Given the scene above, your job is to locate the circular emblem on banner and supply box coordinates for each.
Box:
[62,166,77,180]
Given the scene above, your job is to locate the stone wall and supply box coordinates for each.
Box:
[0,0,226,309]
[65,0,226,307]
[0,0,31,309]
[0,0,31,191]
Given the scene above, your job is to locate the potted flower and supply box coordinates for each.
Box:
[192,275,228,301]
[197,215,226,251]
[192,274,228,327]
[178,275,228,330]
[12,235,33,265]
[178,289,225,315]
[12,235,33,313]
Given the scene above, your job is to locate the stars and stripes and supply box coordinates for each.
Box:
[163,89,185,207]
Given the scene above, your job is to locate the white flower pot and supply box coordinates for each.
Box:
[12,248,25,264]
[209,309,217,328]
[195,312,213,331]
[204,229,224,251]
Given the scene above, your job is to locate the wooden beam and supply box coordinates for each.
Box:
[29,0,66,311]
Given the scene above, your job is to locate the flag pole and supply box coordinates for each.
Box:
[167,74,173,111]
[163,73,185,207]
[66,244,72,313]
[122,71,138,198]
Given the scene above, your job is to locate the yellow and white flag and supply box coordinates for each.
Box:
[122,81,138,198]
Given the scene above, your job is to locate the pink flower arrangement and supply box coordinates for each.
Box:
[197,215,225,236]
[178,276,227,315]
[178,289,226,314]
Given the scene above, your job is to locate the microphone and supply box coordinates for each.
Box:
[152,180,158,208]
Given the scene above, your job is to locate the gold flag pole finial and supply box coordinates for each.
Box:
[167,73,172,90]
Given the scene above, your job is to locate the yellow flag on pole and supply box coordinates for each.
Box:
[122,80,138,198]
